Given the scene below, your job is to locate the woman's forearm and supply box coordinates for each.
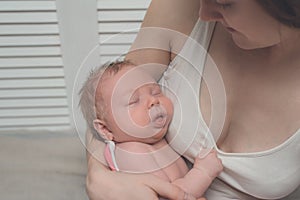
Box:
[86,151,111,200]
[86,150,204,200]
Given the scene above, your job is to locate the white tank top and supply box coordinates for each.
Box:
[160,19,300,199]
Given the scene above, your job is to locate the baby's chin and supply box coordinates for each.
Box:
[148,125,169,143]
[130,126,168,145]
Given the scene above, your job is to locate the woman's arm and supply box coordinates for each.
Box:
[126,0,200,80]
[86,152,156,200]
[85,129,198,200]
[86,151,205,200]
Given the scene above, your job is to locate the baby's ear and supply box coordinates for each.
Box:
[93,119,114,141]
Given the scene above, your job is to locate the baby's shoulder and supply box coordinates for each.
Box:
[114,141,162,173]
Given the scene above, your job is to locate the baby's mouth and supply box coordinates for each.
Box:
[149,105,168,128]
[152,113,167,128]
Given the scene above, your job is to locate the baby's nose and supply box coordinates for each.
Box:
[148,96,159,108]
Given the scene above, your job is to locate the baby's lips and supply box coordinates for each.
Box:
[148,104,167,122]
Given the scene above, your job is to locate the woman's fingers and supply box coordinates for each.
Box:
[144,175,199,200]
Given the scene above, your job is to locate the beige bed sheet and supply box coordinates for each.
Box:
[0,130,88,200]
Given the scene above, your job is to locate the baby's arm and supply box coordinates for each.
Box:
[115,141,220,198]
[172,150,223,198]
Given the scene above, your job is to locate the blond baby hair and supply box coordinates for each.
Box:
[79,60,133,140]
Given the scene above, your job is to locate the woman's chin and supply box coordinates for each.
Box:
[232,36,272,50]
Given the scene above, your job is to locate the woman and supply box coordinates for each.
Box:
[86,0,300,199]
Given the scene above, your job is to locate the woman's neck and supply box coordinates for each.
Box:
[263,26,300,64]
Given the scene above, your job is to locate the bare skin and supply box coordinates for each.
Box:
[128,0,300,153]
[199,1,300,153]
[86,0,300,199]
[93,65,222,198]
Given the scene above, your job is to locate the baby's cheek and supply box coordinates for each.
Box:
[162,100,174,116]
[129,109,150,127]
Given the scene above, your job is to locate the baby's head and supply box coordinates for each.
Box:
[79,60,173,144]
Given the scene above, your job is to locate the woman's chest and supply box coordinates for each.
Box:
[203,30,300,153]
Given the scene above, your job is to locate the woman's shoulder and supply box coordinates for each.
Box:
[142,0,200,35]
[126,0,200,73]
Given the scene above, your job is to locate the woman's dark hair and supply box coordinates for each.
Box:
[257,0,300,28]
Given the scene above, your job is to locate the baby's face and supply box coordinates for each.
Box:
[99,65,173,144]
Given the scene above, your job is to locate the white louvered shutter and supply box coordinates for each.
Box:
[0,0,151,133]
[0,1,70,131]
[98,0,151,63]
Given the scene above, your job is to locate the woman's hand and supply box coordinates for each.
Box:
[86,155,206,200]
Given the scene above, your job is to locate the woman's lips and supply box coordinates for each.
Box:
[225,26,236,33]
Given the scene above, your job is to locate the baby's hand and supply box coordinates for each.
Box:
[193,150,223,179]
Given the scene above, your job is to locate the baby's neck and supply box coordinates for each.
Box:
[115,138,168,151]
